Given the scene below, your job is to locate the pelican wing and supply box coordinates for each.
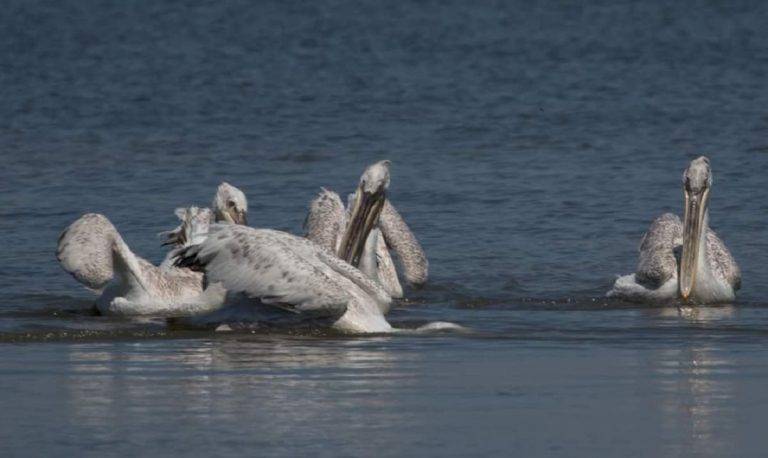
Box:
[56,213,119,290]
[636,213,683,288]
[313,243,392,314]
[375,230,403,299]
[379,200,428,286]
[304,188,346,252]
[706,230,741,290]
[109,236,152,294]
[179,225,357,317]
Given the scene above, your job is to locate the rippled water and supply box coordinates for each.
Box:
[2,0,768,456]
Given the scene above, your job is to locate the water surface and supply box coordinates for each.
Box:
[2,0,768,456]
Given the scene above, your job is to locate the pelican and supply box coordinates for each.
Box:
[608,156,741,303]
[175,168,454,334]
[304,160,428,298]
[57,207,210,315]
[212,182,248,225]
[56,182,249,315]
[159,181,248,259]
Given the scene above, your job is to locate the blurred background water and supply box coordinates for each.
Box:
[1,0,768,456]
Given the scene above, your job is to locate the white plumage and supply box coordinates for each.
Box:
[56,212,209,316]
[304,160,428,298]
[176,224,394,333]
[608,157,740,303]
[56,181,250,316]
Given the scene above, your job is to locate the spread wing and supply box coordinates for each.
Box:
[304,188,346,253]
[56,213,119,290]
[379,200,428,286]
[636,213,682,288]
[179,225,355,317]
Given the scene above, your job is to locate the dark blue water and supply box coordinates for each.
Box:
[2,1,768,456]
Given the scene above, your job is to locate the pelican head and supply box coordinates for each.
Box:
[679,156,712,300]
[338,160,391,266]
[162,206,213,247]
[213,182,248,225]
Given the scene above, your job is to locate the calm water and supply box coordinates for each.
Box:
[2,0,768,456]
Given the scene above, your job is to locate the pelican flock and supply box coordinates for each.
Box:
[55,156,745,334]
[57,165,452,333]
[172,161,451,333]
[608,156,741,303]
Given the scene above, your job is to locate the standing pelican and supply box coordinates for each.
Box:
[608,156,740,303]
[304,160,428,298]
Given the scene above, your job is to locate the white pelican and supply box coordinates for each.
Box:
[56,207,211,315]
[56,182,249,315]
[608,156,741,303]
[212,182,248,225]
[160,182,247,249]
[304,160,428,298]
[174,168,455,334]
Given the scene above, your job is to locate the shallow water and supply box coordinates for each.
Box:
[2,0,768,456]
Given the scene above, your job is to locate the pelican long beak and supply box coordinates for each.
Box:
[235,210,248,226]
[337,186,386,266]
[679,186,710,300]
[223,208,248,226]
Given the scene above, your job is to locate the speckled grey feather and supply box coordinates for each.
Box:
[304,188,346,252]
[57,213,207,315]
[705,229,741,290]
[180,224,393,332]
[57,213,121,290]
[635,213,740,290]
[122,256,204,301]
[379,200,428,286]
[636,213,683,288]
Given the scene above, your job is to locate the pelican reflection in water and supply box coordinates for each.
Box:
[609,156,740,304]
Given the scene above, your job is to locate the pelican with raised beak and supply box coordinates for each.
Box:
[608,156,740,303]
[304,161,428,298]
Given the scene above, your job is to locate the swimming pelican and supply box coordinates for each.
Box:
[212,182,248,225]
[56,182,249,315]
[608,156,740,303]
[304,160,428,298]
[56,207,211,315]
[175,168,454,333]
